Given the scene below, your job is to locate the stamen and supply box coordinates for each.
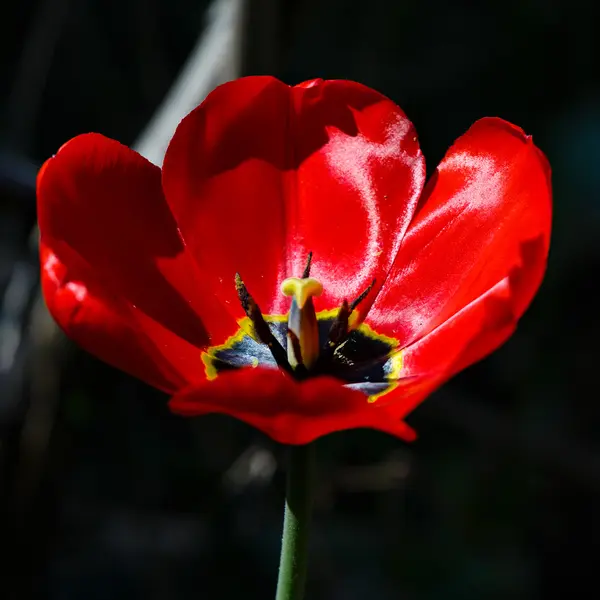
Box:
[350,278,376,311]
[327,279,376,350]
[235,273,292,373]
[328,299,350,346]
[235,273,251,314]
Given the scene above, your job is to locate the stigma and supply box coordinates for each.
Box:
[281,276,323,368]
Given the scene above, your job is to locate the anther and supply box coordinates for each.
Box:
[328,299,350,346]
[350,278,376,311]
[235,273,251,314]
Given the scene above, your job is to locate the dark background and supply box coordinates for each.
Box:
[1,0,599,598]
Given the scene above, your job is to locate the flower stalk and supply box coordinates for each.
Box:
[275,442,316,600]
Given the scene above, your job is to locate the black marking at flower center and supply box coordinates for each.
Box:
[201,313,403,402]
[219,255,403,402]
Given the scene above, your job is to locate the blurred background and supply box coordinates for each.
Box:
[1,0,598,598]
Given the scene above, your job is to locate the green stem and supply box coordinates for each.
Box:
[275,442,316,600]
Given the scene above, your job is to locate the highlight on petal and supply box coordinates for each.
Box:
[378,237,547,420]
[162,76,425,317]
[169,368,417,445]
[369,117,552,352]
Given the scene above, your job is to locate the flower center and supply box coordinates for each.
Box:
[233,252,377,380]
[202,255,403,402]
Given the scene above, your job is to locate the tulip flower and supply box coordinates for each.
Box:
[38,76,551,444]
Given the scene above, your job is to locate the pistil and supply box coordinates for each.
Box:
[281,276,323,369]
[234,255,377,379]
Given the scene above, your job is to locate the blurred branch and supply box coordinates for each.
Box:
[10,290,67,519]
[0,261,38,418]
[134,0,246,165]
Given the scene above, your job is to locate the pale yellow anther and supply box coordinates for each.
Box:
[280,277,323,309]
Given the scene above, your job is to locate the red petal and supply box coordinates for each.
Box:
[37,134,237,352]
[41,242,200,392]
[379,264,535,420]
[169,368,417,444]
[162,76,425,318]
[369,118,552,349]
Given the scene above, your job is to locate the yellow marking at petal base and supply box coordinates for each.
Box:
[344,313,403,403]
[240,313,289,341]
[281,277,323,309]
[201,309,404,403]
[201,314,288,380]
[201,354,219,381]
[316,308,398,350]
[201,324,250,380]
[367,350,403,403]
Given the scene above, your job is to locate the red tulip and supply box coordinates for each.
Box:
[37,76,552,445]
